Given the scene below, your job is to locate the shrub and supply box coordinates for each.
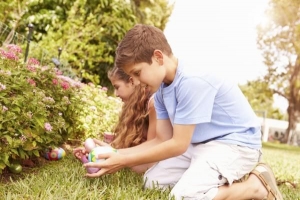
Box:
[73,83,121,139]
[0,44,121,174]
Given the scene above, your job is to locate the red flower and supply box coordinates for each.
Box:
[61,81,70,90]
[0,49,18,60]
[28,58,40,65]
[28,79,36,87]
[52,79,58,85]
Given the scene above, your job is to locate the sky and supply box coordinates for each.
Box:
[163,0,288,111]
[164,0,269,84]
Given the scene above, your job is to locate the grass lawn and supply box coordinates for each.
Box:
[0,142,299,200]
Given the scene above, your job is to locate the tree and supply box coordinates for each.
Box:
[0,0,29,46]
[131,0,174,30]
[239,79,285,120]
[35,0,137,87]
[6,0,174,88]
[257,0,300,143]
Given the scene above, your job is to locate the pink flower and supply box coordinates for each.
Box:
[52,79,58,85]
[2,106,8,112]
[28,58,40,66]
[56,75,83,88]
[6,44,22,54]
[61,81,70,90]
[27,65,36,72]
[28,79,36,87]
[19,135,27,142]
[54,68,63,75]
[44,123,52,131]
[88,82,95,87]
[0,83,6,91]
[0,49,18,60]
[102,87,108,91]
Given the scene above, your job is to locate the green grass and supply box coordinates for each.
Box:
[0,142,299,200]
[261,142,300,200]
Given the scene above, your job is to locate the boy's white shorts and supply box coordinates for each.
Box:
[143,141,261,200]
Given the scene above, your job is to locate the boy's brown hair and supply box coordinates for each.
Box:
[115,24,173,69]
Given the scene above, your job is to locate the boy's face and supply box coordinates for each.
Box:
[123,57,166,94]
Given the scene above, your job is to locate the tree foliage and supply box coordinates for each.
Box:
[37,0,137,86]
[257,0,300,143]
[131,0,174,30]
[0,0,174,89]
[0,0,30,45]
[239,79,285,120]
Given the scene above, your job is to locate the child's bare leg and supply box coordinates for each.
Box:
[214,163,283,200]
[215,174,268,200]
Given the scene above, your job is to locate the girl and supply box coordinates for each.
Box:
[74,66,156,173]
[108,66,156,148]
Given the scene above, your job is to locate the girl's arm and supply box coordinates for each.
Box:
[147,97,156,140]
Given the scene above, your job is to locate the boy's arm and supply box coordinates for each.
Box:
[118,118,172,155]
[85,120,195,177]
[124,122,195,167]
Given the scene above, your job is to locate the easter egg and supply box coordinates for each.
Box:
[9,163,22,174]
[84,138,96,152]
[81,155,99,174]
[44,147,66,161]
[88,146,117,163]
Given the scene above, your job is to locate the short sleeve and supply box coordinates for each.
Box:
[154,89,169,120]
[174,77,218,124]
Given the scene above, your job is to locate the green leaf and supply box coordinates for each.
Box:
[10,149,19,156]
[0,154,10,166]
[3,135,12,145]
[18,149,27,159]
[32,150,40,157]
[33,115,45,128]
[0,161,6,170]
[11,105,21,113]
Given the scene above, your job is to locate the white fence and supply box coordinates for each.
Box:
[258,117,300,145]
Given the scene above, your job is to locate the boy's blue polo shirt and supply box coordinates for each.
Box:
[154,60,262,149]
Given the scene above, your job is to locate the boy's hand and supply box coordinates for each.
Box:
[83,152,125,177]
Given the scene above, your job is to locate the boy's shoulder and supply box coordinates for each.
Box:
[178,60,223,80]
[180,68,226,87]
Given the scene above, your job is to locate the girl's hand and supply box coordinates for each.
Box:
[93,138,110,147]
[84,151,125,178]
[73,147,86,160]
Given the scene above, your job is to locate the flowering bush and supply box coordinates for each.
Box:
[0,44,121,173]
[73,83,122,139]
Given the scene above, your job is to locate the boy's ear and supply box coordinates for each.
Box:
[153,50,163,64]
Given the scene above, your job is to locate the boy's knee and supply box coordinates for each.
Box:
[170,185,218,200]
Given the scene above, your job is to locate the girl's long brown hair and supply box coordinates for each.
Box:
[108,67,151,149]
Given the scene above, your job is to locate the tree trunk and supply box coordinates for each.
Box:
[285,57,300,144]
[285,104,296,143]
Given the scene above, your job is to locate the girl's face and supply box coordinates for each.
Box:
[110,77,135,102]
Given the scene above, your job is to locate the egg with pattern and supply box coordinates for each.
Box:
[44,147,66,161]
[88,146,117,163]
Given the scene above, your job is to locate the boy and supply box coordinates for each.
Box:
[85,24,283,200]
